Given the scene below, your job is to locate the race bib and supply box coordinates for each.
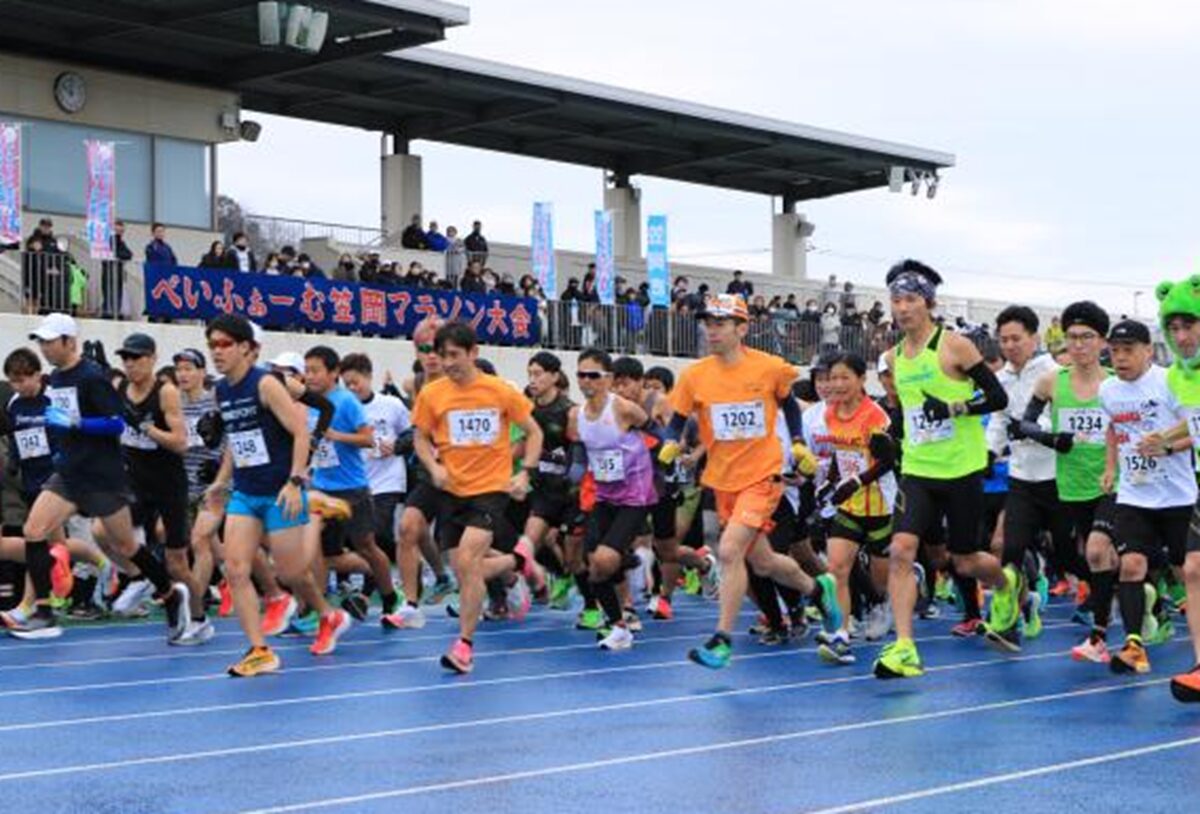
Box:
[835,449,867,479]
[710,400,766,442]
[186,416,203,449]
[45,386,80,424]
[1121,448,1165,486]
[448,409,500,446]
[121,423,157,450]
[590,449,625,482]
[312,438,339,469]
[369,420,393,459]
[229,429,270,469]
[1059,408,1107,445]
[905,408,954,446]
[13,427,49,460]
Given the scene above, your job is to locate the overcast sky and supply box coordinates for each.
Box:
[219,0,1200,316]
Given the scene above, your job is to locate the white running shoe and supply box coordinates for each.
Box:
[381,604,427,630]
[164,583,191,642]
[864,603,893,642]
[112,579,154,617]
[172,617,216,647]
[701,553,720,600]
[598,625,634,651]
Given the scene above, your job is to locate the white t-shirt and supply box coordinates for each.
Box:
[802,401,833,488]
[1099,365,1198,510]
[360,393,411,496]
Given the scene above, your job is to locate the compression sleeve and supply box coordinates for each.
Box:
[857,433,896,487]
[781,394,804,439]
[79,415,125,436]
[299,391,334,440]
[961,361,1008,416]
[664,412,688,443]
[1015,394,1060,448]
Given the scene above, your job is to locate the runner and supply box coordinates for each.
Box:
[659,293,840,669]
[205,314,349,676]
[10,313,188,640]
[877,260,1017,679]
[1097,319,1195,675]
[410,321,543,674]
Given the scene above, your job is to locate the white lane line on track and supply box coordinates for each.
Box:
[0,627,1085,733]
[217,675,1173,814]
[0,621,1078,700]
[0,645,1131,784]
[799,735,1200,814]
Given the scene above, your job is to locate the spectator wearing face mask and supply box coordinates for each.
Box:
[223,232,257,272]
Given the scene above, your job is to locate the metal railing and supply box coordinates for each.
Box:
[10,248,140,319]
[242,214,384,255]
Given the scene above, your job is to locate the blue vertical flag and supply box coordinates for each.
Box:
[531,201,556,299]
[594,209,615,305]
[646,214,669,307]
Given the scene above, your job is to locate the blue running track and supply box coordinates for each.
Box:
[1,597,1198,814]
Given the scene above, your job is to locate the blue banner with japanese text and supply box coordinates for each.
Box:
[143,266,541,345]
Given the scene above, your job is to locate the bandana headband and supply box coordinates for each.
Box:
[888,271,936,301]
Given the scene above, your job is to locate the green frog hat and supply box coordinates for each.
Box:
[1157,274,1200,369]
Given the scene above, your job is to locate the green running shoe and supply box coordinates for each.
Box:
[814,573,843,634]
[935,573,955,604]
[575,607,604,630]
[549,575,573,610]
[688,634,732,669]
[1142,582,1160,643]
[873,638,924,679]
[683,569,702,596]
[988,565,1022,633]
[1024,591,1043,639]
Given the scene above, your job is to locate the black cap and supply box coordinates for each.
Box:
[115,333,156,359]
[1108,320,1151,345]
[172,348,206,368]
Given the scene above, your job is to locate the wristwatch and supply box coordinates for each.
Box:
[288,475,306,488]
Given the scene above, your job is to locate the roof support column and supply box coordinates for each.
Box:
[381,132,421,238]
[603,172,641,261]
[772,195,812,280]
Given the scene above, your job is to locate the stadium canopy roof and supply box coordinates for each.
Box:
[3,1,952,201]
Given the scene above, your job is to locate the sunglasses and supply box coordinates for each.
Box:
[416,343,435,353]
[207,338,237,350]
[576,370,610,380]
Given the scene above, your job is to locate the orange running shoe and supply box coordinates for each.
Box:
[227,646,281,678]
[1170,665,1200,703]
[1110,636,1150,675]
[309,492,352,521]
[49,544,74,599]
[218,580,233,617]
[1076,580,1091,606]
[1049,579,1071,597]
[310,609,351,655]
[261,593,297,637]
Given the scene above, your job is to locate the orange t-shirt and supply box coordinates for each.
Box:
[411,374,533,497]
[670,347,797,492]
[824,396,892,517]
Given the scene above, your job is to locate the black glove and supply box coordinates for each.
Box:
[196,410,224,449]
[830,477,862,506]
[920,391,952,423]
[815,480,835,506]
[1052,432,1075,453]
[197,457,220,485]
[394,428,414,457]
[985,450,997,479]
[1006,419,1027,442]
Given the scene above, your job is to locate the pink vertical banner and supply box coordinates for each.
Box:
[0,124,21,246]
[85,140,116,260]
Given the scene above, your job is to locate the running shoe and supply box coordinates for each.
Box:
[441,639,474,674]
[864,603,892,642]
[0,606,28,629]
[163,583,190,643]
[261,593,298,636]
[49,544,74,600]
[310,610,351,656]
[873,638,923,679]
[984,622,1022,653]
[217,579,234,617]
[7,608,61,640]
[1049,578,1072,597]
[598,625,633,651]
[506,577,532,622]
[1170,665,1200,703]
[445,594,461,617]
[227,646,280,678]
[1071,634,1111,664]
[688,634,732,669]
[112,578,154,617]
[173,617,216,646]
[1071,606,1095,628]
[1141,583,1161,643]
[749,613,773,636]
[919,603,942,620]
[96,557,120,606]
[987,565,1022,633]
[340,591,370,622]
[951,617,983,638]
[286,610,320,637]
[758,627,789,646]
[623,608,643,633]
[1147,618,1175,647]
[648,595,674,620]
[701,553,720,600]
[381,604,427,630]
[309,493,352,521]
[912,562,929,617]
[1034,574,1050,611]
[548,575,573,610]
[791,609,812,640]
[682,568,702,596]
[67,602,104,621]
[934,572,954,604]
[575,607,603,631]
[423,575,456,606]
[1076,580,1091,607]
[813,573,843,633]
[513,537,546,595]
[1110,636,1150,674]
[818,631,856,665]
[483,596,510,621]
[1023,592,1043,639]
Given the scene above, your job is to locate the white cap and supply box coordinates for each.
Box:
[29,312,78,341]
[250,321,265,346]
[269,351,305,375]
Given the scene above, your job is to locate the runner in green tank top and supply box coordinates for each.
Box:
[1020,301,1120,663]
[874,259,1017,680]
